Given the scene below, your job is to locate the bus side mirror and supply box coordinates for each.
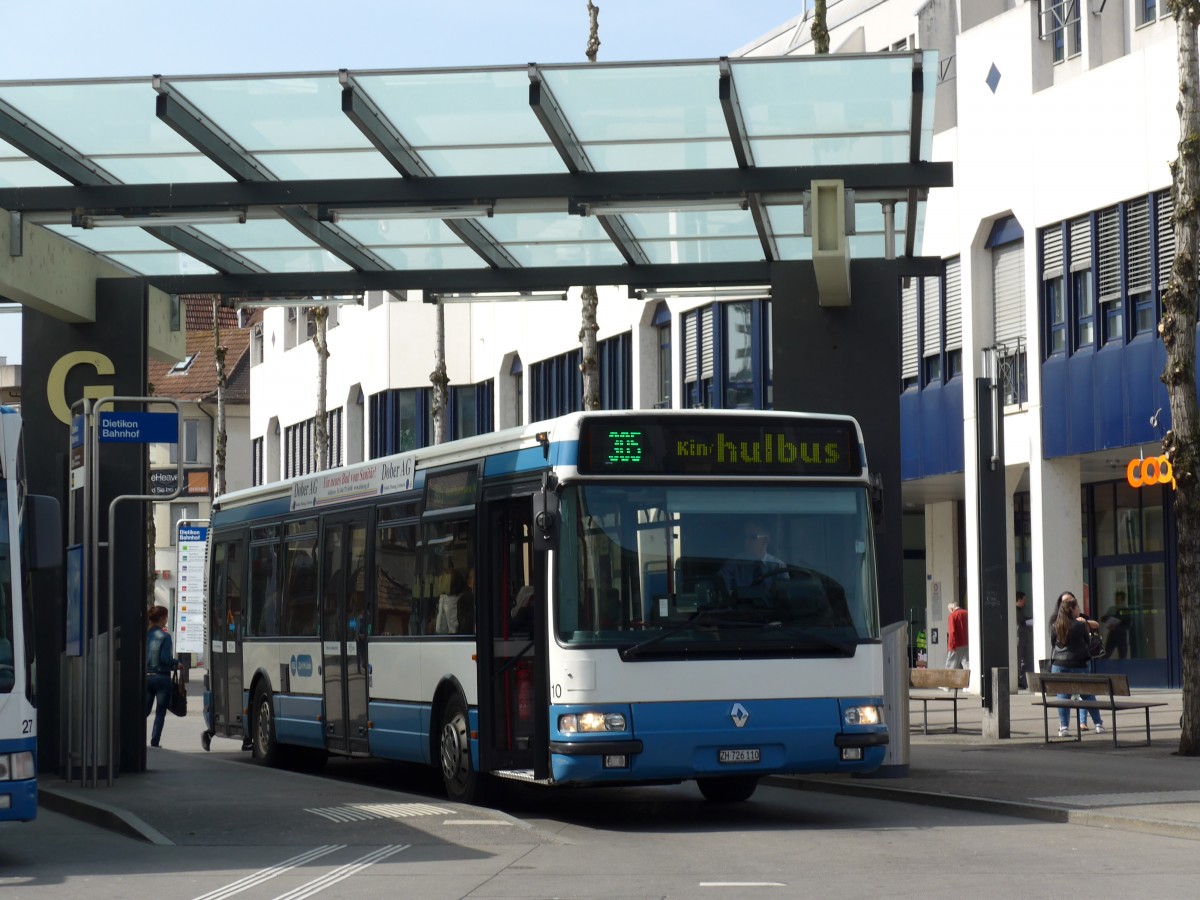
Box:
[532,491,559,552]
[27,493,63,570]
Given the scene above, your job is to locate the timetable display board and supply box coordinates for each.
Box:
[576,415,862,477]
[174,522,209,654]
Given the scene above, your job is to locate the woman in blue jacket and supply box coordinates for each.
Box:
[145,605,179,747]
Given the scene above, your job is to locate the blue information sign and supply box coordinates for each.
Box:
[97,411,178,444]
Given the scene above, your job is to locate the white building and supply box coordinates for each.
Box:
[247,1,1187,687]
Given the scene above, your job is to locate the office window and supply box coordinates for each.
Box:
[1070,216,1095,351]
[509,355,524,426]
[1045,1,1082,62]
[251,436,263,487]
[653,302,672,409]
[169,418,201,465]
[1126,197,1155,336]
[450,380,494,440]
[921,275,942,382]
[1042,225,1066,356]
[370,388,431,457]
[1097,206,1122,344]
[900,280,918,389]
[683,306,714,408]
[1137,0,1157,27]
[1156,189,1175,296]
[988,217,1027,404]
[725,302,754,408]
[250,323,264,366]
[529,349,582,420]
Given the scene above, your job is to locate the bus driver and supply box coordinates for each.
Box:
[719,521,790,595]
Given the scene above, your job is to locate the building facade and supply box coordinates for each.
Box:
[246,0,1188,688]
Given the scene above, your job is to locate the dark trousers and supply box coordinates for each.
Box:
[146,673,171,745]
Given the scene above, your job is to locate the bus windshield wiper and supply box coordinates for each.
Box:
[619,607,750,660]
[755,622,857,655]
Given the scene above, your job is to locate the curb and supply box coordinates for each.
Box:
[766,776,1200,841]
[39,787,174,845]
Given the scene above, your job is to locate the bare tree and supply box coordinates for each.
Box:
[311,306,330,471]
[579,1,602,412]
[811,0,829,54]
[1163,2,1200,755]
[212,298,228,497]
[431,297,449,444]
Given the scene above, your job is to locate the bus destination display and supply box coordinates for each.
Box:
[577,415,862,477]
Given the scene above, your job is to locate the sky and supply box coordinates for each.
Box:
[0,1,810,363]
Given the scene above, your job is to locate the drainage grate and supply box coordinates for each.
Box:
[306,802,454,823]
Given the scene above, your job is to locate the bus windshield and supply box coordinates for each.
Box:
[555,482,880,655]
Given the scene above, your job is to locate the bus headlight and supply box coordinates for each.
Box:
[559,712,627,734]
[844,705,882,726]
[0,751,34,781]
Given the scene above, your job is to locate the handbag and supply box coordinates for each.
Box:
[169,671,188,717]
[1087,631,1107,660]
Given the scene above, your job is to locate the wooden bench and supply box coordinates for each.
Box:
[909,668,970,734]
[1027,672,1168,746]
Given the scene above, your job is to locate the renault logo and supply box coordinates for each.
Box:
[730,702,750,728]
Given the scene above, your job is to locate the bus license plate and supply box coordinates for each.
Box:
[718,748,760,764]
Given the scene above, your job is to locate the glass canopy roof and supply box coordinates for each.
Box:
[0,53,948,295]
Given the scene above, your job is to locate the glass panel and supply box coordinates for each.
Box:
[1093,483,1115,556]
[45,224,177,252]
[282,537,319,637]
[1094,563,1166,660]
[0,159,72,188]
[1114,481,1142,554]
[0,82,196,155]
[418,146,566,177]
[505,241,626,268]
[335,218,466,246]
[539,63,726,143]
[101,154,233,184]
[621,210,757,241]
[256,150,402,180]
[165,76,370,152]
[247,544,280,638]
[355,69,546,146]
[238,249,353,272]
[583,140,737,172]
[638,237,764,265]
[107,252,217,276]
[1142,487,1165,553]
[555,483,879,650]
[371,245,490,269]
[193,219,322,250]
[751,135,910,167]
[480,213,608,244]
[425,519,475,636]
[730,56,914,137]
[374,522,418,636]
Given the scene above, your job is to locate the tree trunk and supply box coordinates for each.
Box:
[811,0,830,55]
[212,299,228,498]
[312,307,330,471]
[1164,3,1200,756]
[580,2,602,411]
[431,298,449,444]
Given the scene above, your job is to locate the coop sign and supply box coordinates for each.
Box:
[1126,455,1175,490]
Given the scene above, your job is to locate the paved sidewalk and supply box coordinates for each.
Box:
[40,687,1200,843]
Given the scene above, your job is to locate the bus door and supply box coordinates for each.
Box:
[320,513,370,755]
[209,537,245,737]
[479,496,548,777]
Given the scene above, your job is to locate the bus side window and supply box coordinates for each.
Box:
[375,523,417,636]
[283,542,318,636]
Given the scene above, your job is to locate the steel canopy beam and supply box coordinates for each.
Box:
[719,58,777,262]
[275,206,391,271]
[341,73,432,178]
[529,65,649,266]
[140,256,944,297]
[0,98,117,186]
[144,226,267,275]
[0,163,951,213]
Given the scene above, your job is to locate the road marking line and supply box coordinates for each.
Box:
[192,845,345,900]
[699,883,786,888]
[270,844,410,900]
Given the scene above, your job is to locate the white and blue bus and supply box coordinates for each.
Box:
[204,410,888,803]
[0,407,61,822]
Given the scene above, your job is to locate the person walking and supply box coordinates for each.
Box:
[1049,591,1104,737]
[945,600,969,669]
[1015,591,1033,688]
[145,605,180,748]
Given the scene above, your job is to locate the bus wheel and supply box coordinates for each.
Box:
[252,688,283,767]
[697,776,759,803]
[439,695,486,804]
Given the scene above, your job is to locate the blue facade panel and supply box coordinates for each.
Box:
[1043,340,1170,458]
[900,377,965,481]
